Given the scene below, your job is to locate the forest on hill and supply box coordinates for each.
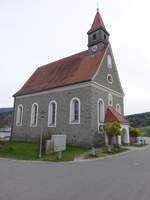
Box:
[126,112,150,127]
[0,108,13,128]
[0,108,149,128]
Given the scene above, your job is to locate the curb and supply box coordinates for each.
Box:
[73,145,150,163]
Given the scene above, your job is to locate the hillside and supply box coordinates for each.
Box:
[0,108,13,128]
[0,107,149,128]
[126,112,150,127]
[0,108,13,114]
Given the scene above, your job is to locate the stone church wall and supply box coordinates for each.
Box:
[12,86,95,147]
[12,84,124,148]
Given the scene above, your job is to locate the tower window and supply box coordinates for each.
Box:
[93,33,97,40]
[104,34,106,40]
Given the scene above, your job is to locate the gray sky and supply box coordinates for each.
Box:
[0,0,150,115]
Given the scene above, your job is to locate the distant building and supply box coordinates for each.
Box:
[12,8,130,147]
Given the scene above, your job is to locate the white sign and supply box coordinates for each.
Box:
[52,135,66,152]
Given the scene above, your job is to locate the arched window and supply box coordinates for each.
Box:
[97,99,104,124]
[107,55,112,68]
[116,104,121,114]
[108,94,113,107]
[30,103,38,127]
[16,104,23,126]
[70,97,80,124]
[48,101,57,127]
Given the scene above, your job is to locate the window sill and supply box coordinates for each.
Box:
[30,125,38,128]
[16,124,22,127]
[70,121,80,125]
[48,125,56,128]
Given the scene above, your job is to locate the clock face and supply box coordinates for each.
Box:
[92,45,98,52]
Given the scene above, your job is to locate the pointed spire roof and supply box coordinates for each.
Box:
[88,9,109,35]
[105,107,129,124]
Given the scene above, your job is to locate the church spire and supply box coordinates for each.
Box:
[88,8,108,34]
[87,8,109,56]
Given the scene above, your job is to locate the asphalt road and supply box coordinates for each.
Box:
[0,147,150,200]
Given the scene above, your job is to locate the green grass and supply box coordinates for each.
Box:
[0,142,86,162]
[0,142,130,162]
[141,125,150,137]
[84,147,128,159]
[103,147,128,155]
[42,146,86,162]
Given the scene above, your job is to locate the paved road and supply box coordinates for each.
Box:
[0,147,150,200]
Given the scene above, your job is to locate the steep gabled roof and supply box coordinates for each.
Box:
[105,107,129,124]
[88,9,109,34]
[14,44,108,97]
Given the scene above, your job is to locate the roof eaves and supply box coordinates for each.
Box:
[13,80,91,97]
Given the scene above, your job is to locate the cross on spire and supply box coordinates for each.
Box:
[97,1,99,12]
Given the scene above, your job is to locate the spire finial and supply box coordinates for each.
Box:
[97,1,99,12]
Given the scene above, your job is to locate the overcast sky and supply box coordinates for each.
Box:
[0,0,150,115]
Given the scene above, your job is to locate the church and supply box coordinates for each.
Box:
[12,8,130,147]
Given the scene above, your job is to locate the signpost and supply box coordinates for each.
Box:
[39,111,46,158]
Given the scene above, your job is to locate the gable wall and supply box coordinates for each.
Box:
[93,45,124,95]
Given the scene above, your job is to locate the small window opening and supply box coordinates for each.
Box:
[93,34,97,40]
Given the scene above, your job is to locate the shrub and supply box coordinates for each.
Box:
[129,127,141,138]
[104,122,121,146]
[147,128,150,136]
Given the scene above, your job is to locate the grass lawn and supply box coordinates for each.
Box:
[0,142,130,162]
[42,146,86,162]
[141,125,150,137]
[84,147,128,159]
[0,142,86,162]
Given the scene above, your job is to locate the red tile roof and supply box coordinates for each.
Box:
[88,10,108,34]
[105,107,129,124]
[14,44,108,97]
